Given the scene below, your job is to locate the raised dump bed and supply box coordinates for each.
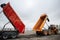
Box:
[33,14,47,31]
[2,3,25,33]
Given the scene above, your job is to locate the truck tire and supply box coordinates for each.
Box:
[11,31,18,38]
[2,33,8,39]
[3,36,8,39]
[43,30,48,36]
[54,29,58,34]
[11,35,17,38]
[48,30,51,35]
[36,31,42,35]
[36,31,40,35]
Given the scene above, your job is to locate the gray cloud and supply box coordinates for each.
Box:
[0,0,60,30]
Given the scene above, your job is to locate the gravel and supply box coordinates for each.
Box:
[0,30,60,40]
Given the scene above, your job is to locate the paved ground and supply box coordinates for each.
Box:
[7,34,60,40]
[0,31,60,40]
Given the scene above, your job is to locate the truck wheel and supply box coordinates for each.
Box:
[12,35,17,38]
[48,30,51,35]
[43,30,48,36]
[36,31,40,35]
[3,36,8,39]
[36,31,42,35]
[54,29,58,34]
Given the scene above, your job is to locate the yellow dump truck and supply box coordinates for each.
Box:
[33,13,58,35]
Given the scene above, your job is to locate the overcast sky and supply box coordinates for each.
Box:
[0,0,60,30]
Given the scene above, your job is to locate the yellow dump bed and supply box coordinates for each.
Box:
[33,14,48,31]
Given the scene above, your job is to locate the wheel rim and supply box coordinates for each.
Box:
[12,36,16,38]
[3,36,7,39]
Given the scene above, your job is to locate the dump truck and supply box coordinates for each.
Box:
[33,14,58,35]
[0,3,25,39]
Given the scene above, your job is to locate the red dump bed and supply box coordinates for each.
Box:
[2,3,25,33]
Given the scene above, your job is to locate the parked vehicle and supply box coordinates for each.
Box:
[0,3,25,39]
[33,14,58,35]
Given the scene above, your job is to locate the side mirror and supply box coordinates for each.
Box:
[47,18,50,22]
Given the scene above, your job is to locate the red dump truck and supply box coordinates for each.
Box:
[0,3,25,39]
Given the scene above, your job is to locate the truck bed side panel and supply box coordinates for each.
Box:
[33,14,47,31]
[3,3,25,33]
